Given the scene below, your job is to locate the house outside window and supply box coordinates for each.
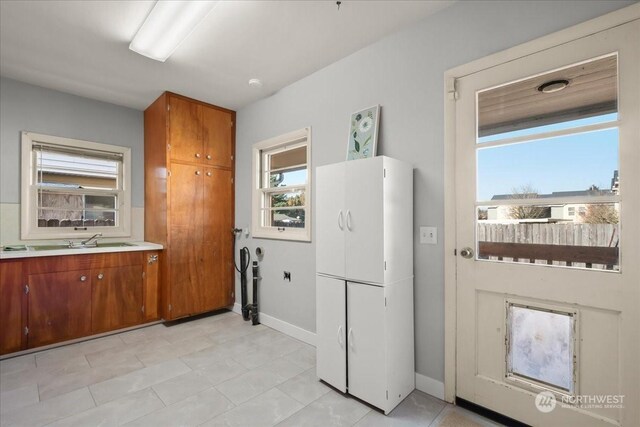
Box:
[252,128,311,242]
[21,132,132,239]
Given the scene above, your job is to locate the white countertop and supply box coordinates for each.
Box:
[0,241,163,260]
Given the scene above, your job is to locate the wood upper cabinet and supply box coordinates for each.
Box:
[169,95,203,163]
[168,95,234,167]
[203,106,234,168]
[145,92,235,320]
[91,265,143,333]
[27,270,92,348]
[0,261,25,354]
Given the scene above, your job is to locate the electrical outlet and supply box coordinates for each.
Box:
[420,226,437,244]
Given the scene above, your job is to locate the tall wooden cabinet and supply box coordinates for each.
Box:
[144,92,235,320]
[316,156,415,414]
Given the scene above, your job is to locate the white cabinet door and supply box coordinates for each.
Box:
[316,275,346,392]
[345,158,384,283]
[316,162,346,278]
[347,281,386,409]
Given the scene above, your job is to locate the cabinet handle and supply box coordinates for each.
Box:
[206,154,212,160]
[80,275,87,282]
[206,172,212,177]
[348,328,353,349]
[195,171,201,176]
[337,325,344,347]
[346,210,352,231]
[97,273,104,280]
[195,153,201,158]
[338,210,344,230]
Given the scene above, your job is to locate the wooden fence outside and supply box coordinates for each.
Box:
[477,223,619,270]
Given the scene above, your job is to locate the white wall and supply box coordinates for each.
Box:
[0,77,144,245]
[233,0,635,386]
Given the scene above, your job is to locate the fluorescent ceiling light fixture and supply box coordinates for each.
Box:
[130,0,217,62]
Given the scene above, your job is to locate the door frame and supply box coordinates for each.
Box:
[442,3,640,404]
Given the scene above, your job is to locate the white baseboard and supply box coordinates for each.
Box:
[232,303,316,347]
[415,372,445,400]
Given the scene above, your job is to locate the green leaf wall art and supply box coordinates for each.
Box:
[346,105,380,160]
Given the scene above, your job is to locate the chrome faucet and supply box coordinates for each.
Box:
[80,233,103,246]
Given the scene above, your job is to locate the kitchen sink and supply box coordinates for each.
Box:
[28,242,136,251]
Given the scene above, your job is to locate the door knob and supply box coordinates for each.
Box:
[206,154,212,160]
[195,153,201,158]
[97,273,104,280]
[206,172,212,177]
[195,171,201,176]
[80,275,87,282]
[460,247,474,259]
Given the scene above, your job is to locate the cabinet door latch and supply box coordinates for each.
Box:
[24,284,29,295]
[24,326,29,336]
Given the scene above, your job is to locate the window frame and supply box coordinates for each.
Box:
[251,127,311,242]
[20,131,132,240]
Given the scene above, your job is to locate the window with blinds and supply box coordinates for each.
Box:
[21,132,132,239]
[252,128,311,241]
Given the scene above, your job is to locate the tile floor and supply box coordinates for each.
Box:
[0,311,501,427]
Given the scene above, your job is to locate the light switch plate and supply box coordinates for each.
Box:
[420,226,437,244]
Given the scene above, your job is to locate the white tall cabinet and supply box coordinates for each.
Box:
[316,156,414,414]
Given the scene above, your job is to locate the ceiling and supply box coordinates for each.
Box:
[0,1,455,111]
[478,55,617,136]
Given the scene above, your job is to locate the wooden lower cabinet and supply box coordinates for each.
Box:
[0,250,161,356]
[28,270,92,348]
[91,265,143,333]
[0,261,25,354]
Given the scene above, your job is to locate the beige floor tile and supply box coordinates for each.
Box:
[353,390,446,426]
[0,384,39,415]
[216,358,305,405]
[0,355,36,376]
[195,358,248,385]
[277,368,331,405]
[38,356,144,401]
[203,388,303,427]
[89,359,191,405]
[152,370,214,405]
[123,387,234,427]
[283,345,316,370]
[0,387,95,427]
[46,388,164,427]
[276,390,371,427]
[84,335,171,368]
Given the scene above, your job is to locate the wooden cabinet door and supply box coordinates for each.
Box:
[169,162,204,318]
[202,106,234,168]
[142,251,160,321]
[27,270,91,348]
[201,167,234,310]
[169,96,203,163]
[347,281,386,409]
[316,162,346,278]
[0,261,25,354]
[316,275,347,392]
[345,158,385,284]
[92,266,143,333]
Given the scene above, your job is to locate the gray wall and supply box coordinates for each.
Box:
[234,0,634,384]
[0,77,144,207]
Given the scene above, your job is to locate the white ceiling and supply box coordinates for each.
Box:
[0,0,455,111]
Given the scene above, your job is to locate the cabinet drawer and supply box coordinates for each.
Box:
[26,252,143,274]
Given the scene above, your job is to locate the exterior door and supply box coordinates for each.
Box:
[347,281,386,410]
[455,21,639,426]
[316,275,346,392]
[345,158,384,284]
[316,162,346,278]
